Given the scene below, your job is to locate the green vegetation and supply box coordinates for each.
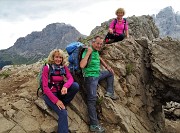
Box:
[0,70,10,79]
[96,96,104,105]
[126,63,134,75]
[0,52,48,69]
[42,58,48,64]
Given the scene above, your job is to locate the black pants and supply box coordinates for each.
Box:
[105,32,125,44]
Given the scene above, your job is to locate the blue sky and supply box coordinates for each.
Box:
[0,0,180,50]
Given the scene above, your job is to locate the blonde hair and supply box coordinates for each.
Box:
[47,49,67,65]
[115,8,125,15]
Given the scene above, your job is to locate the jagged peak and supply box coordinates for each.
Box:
[45,22,74,29]
[158,6,174,14]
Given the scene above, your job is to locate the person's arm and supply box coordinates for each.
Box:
[125,30,129,38]
[109,20,115,34]
[100,57,108,68]
[42,65,59,104]
[63,66,74,89]
[100,57,114,74]
[61,66,74,95]
[124,21,129,38]
[80,47,92,68]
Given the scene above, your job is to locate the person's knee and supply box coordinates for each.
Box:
[72,82,79,92]
[87,95,97,102]
[110,72,114,76]
[57,109,67,117]
[119,34,125,41]
[106,70,114,77]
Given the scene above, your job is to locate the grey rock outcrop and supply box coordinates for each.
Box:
[0,15,180,133]
[154,6,180,39]
[150,37,180,103]
[164,101,180,119]
[1,35,180,132]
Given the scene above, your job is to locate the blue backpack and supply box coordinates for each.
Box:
[66,42,91,75]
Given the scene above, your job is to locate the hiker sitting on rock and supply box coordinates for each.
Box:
[80,35,118,133]
[42,49,79,133]
[104,8,129,44]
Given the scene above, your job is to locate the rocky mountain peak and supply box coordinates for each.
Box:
[0,23,84,68]
[160,6,174,13]
[154,6,180,39]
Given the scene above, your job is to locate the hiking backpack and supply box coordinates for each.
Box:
[37,63,66,97]
[66,42,91,75]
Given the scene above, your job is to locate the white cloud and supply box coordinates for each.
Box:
[0,0,179,50]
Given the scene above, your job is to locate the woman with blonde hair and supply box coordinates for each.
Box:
[105,8,129,44]
[42,49,79,133]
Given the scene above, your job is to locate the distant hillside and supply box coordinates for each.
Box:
[153,6,180,39]
[0,23,84,68]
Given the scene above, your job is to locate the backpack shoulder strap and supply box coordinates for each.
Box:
[86,49,92,68]
[123,18,126,23]
[113,18,117,33]
[78,47,86,63]
[60,65,66,76]
[78,46,91,67]
[82,47,92,68]
[113,18,117,30]
[123,18,126,33]
[46,63,53,83]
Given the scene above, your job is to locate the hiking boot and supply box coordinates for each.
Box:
[105,92,118,100]
[89,125,105,133]
[105,38,109,44]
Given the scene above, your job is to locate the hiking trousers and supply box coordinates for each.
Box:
[84,70,114,125]
[105,32,125,43]
[43,82,79,133]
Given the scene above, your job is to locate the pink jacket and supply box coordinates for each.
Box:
[42,65,74,104]
[109,18,128,35]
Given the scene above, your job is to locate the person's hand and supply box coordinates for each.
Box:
[107,66,114,74]
[109,29,113,34]
[56,100,65,110]
[61,87,67,95]
[126,35,129,39]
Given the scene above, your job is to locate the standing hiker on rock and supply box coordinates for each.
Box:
[80,35,118,132]
[42,49,79,133]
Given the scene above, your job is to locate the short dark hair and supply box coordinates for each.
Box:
[92,35,103,42]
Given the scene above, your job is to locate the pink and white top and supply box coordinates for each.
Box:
[109,18,128,35]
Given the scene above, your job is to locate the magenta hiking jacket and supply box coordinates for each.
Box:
[42,65,74,104]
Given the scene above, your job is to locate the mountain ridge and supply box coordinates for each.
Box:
[0,23,84,68]
[1,6,180,69]
[153,6,180,39]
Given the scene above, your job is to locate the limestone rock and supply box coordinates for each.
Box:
[0,113,15,133]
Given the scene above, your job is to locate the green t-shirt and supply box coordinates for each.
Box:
[82,48,100,77]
